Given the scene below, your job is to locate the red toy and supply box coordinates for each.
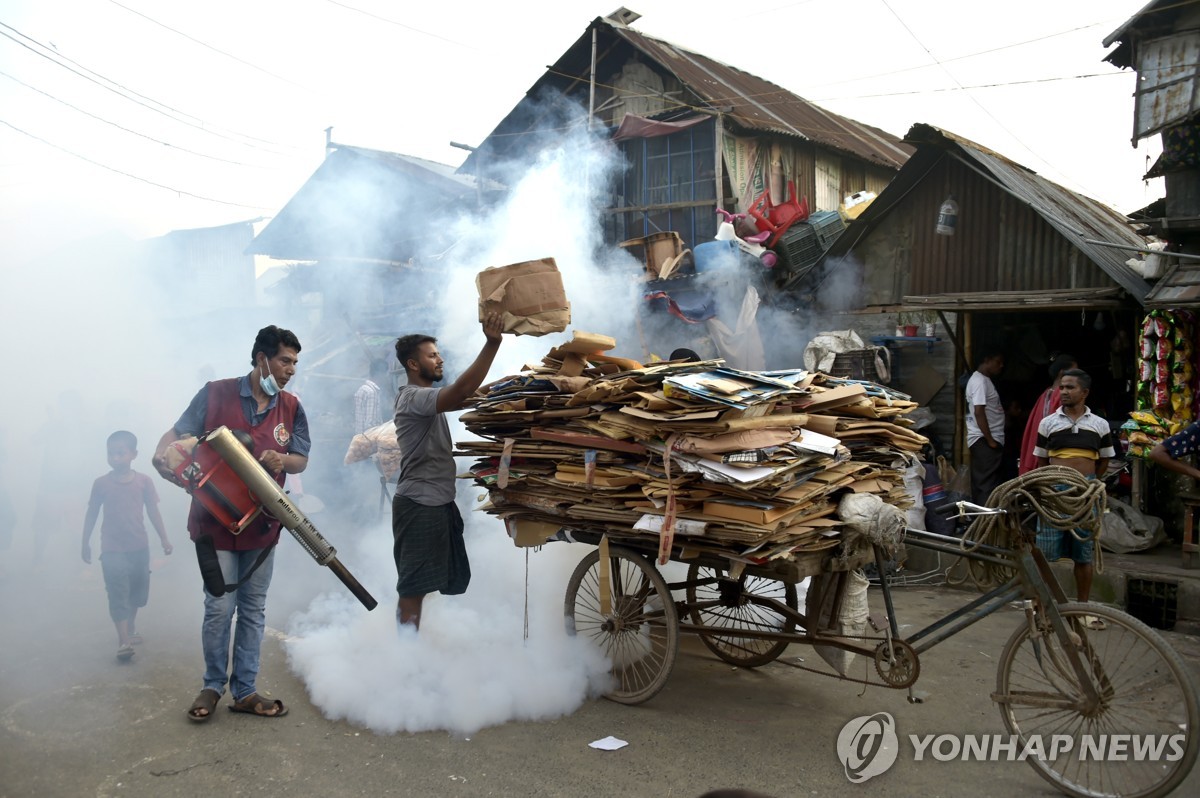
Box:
[748,180,810,247]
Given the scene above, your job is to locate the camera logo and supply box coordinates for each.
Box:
[837,712,899,783]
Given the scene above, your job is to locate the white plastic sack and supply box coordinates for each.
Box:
[810,570,870,676]
[802,330,866,373]
[837,492,906,549]
[900,453,926,532]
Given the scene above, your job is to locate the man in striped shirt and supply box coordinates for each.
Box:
[1033,369,1114,608]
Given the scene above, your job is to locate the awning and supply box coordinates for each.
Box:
[902,288,1130,311]
[612,113,708,142]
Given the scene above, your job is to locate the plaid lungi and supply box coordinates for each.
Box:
[392,495,470,597]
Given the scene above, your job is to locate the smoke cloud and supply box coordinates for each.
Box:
[275,107,644,736]
[0,85,864,738]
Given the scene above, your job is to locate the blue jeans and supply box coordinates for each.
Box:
[202,547,275,701]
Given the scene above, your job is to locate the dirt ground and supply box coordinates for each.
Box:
[2,545,1198,798]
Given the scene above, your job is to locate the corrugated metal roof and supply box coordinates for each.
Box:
[1145,259,1200,306]
[1103,1,1181,68]
[145,219,258,298]
[462,16,911,173]
[603,20,911,169]
[821,124,1152,304]
[247,144,480,262]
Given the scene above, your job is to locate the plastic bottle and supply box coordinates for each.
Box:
[936,195,958,236]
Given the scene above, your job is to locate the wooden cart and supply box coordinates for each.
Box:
[558,526,879,704]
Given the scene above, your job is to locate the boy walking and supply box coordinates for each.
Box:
[82,430,173,661]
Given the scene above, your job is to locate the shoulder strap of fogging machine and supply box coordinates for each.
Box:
[193,534,275,597]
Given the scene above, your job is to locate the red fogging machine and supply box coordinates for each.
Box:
[165,425,377,611]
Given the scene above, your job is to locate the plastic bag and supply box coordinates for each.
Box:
[1099,498,1167,553]
[809,570,870,676]
[945,459,971,501]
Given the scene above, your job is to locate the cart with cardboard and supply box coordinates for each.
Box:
[466,261,1199,798]
[460,321,928,704]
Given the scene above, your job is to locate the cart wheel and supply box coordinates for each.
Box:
[564,545,679,705]
[995,602,1199,798]
[684,564,797,667]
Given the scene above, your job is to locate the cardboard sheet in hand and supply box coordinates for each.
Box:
[477,258,570,336]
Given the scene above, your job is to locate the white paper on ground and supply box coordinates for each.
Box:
[589,735,629,751]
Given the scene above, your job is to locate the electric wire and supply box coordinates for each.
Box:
[322,0,471,47]
[799,18,1125,92]
[106,0,311,92]
[878,0,1106,200]
[0,22,295,153]
[0,69,268,168]
[0,118,273,210]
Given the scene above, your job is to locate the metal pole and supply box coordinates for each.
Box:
[450,141,482,207]
[1082,237,1200,261]
[714,113,724,211]
[589,27,597,131]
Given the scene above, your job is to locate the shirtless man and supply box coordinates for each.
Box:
[1032,369,1114,608]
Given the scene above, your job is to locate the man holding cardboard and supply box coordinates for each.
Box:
[390,311,505,632]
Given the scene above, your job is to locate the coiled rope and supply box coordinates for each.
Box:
[945,466,1107,590]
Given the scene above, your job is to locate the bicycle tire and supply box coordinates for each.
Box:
[684,563,797,667]
[994,602,1199,798]
[564,546,679,705]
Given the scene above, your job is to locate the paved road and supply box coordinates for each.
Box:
[2,539,1198,798]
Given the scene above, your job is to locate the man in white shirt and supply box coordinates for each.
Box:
[965,349,1006,505]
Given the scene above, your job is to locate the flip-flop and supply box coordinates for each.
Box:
[229,693,288,718]
[1084,615,1108,631]
[116,645,135,662]
[187,688,220,723]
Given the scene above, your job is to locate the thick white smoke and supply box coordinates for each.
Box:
[280,116,643,736]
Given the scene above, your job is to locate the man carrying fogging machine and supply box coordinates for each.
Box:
[152,325,374,723]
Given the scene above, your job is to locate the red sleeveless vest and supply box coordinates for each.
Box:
[187,378,300,550]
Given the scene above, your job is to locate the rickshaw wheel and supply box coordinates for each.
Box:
[685,564,797,667]
[564,545,679,705]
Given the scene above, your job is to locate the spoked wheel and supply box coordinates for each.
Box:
[684,564,797,667]
[994,602,1199,798]
[564,545,679,705]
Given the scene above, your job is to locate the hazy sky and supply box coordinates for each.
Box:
[0,0,1161,252]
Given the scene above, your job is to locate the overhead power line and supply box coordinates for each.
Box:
[0,21,295,153]
[813,71,1128,101]
[106,0,311,92]
[877,0,1104,200]
[0,69,269,168]
[798,19,1121,92]
[0,118,273,210]
[323,0,471,47]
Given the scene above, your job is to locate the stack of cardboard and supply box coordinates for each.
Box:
[459,333,924,578]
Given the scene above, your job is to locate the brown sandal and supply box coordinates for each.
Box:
[187,689,220,723]
[229,693,288,718]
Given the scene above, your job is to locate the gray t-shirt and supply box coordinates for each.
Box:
[393,385,456,506]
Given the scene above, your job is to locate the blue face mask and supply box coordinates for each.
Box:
[259,360,280,396]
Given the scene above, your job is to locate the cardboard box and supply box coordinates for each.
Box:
[702,498,799,526]
[504,518,563,547]
[477,258,570,336]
